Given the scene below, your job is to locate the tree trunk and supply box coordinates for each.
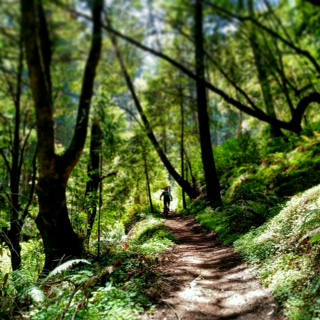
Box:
[97,155,103,259]
[143,151,154,213]
[36,176,82,272]
[4,32,25,271]
[21,0,103,272]
[184,149,197,189]
[7,220,22,271]
[248,0,284,138]
[237,111,243,138]
[85,118,102,245]
[194,0,221,206]
[180,85,187,209]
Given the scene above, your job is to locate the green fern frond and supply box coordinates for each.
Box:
[301,135,311,143]
[300,210,320,243]
[44,259,91,282]
[68,269,94,285]
[300,209,320,229]
[311,232,320,243]
[25,286,45,303]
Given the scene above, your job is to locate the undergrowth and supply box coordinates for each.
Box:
[195,132,320,319]
[196,132,320,244]
[235,185,320,319]
[0,215,174,320]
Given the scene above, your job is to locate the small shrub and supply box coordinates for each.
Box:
[126,216,165,243]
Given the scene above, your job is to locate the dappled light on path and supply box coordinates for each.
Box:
[147,216,284,320]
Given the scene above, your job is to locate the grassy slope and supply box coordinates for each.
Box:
[235,186,320,319]
[195,132,320,319]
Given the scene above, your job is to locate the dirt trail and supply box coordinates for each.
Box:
[148,215,285,320]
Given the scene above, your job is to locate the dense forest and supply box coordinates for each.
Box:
[1,0,320,319]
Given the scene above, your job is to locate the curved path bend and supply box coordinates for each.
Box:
[147,215,285,320]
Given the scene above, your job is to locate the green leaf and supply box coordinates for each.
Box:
[26,286,45,303]
[311,232,320,243]
[44,259,91,282]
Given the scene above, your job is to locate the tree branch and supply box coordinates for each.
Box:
[306,0,320,6]
[21,0,55,172]
[57,1,315,134]
[0,149,11,175]
[62,0,103,173]
[204,0,320,73]
[290,92,320,128]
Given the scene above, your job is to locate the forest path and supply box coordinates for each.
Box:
[147,214,285,320]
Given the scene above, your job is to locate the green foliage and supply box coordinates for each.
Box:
[195,201,271,244]
[127,215,165,244]
[215,133,307,203]
[2,0,320,318]
[133,228,176,256]
[25,286,45,303]
[21,240,45,276]
[0,269,37,319]
[234,185,320,319]
[0,239,45,318]
[299,209,320,243]
[194,132,320,319]
[212,133,320,243]
[83,284,146,319]
[44,259,91,282]
[195,207,234,242]
[1,214,173,320]
[185,198,209,214]
[215,132,260,180]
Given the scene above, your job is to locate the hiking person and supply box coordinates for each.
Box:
[160,186,173,213]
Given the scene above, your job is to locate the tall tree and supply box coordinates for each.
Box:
[0,11,37,270]
[21,0,103,272]
[247,0,283,137]
[194,0,221,206]
[179,84,187,209]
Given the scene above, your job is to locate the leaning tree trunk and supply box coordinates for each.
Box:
[9,59,22,269]
[108,23,199,200]
[194,0,221,206]
[21,0,103,272]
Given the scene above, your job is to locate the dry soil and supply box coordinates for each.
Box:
[147,214,286,320]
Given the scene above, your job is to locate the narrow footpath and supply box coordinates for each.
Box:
[148,215,285,320]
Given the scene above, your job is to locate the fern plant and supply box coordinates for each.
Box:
[300,209,320,243]
[43,259,91,282]
[24,285,45,303]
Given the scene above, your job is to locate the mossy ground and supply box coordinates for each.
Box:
[195,132,320,319]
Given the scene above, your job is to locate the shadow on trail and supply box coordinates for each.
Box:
[149,215,284,320]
